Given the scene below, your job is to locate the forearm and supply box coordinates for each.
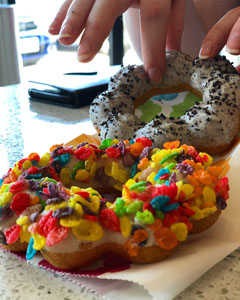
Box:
[193,0,240,31]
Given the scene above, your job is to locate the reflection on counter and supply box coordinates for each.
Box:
[0,83,95,175]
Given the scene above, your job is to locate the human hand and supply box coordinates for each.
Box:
[199,7,240,59]
[48,0,186,83]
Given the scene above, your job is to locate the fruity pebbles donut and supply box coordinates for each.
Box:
[90,50,240,155]
[0,139,229,270]
[23,182,182,270]
[135,140,229,234]
[0,138,153,251]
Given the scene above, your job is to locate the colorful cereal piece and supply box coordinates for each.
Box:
[124,240,139,257]
[74,147,92,160]
[136,210,155,225]
[190,207,204,220]
[45,201,67,212]
[22,160,32,170]
[126,201,144,214]
[170,223,188,241]
[16,216,28,226]
[0,191,13,206]
[112,162,130,183]
[119,215,132,238]
[46,226,69,246]
[130,181,147,192]
[36,211,57,237]
[9,180,28,193]
[151,195,170,211]
[72,220,103,241]
[160,152,179,164]
[99,139,112,149]
[4,224,20,244]
[163,140,180,149]
[114,198,126,216]
[10,193,30,215]
[135,137,152,147]
[32,232,46,250]
[148,218,162,231]
[30,195,41,205]
[28,153,40,162]
[130,142,144,157]
[193,170,213,185]
[38,153,51,167]
[84,214,97,221]
[26,237,37,260]
[137,157,149,169]
[106,147,121,158]
[99,209,120,232]
[59,168,71,187]
[154,227,178,249]
[60,215,81,227]
[132,229,148,244]
[203,186,216,203]
[75,169,89,181]
[74,193,100,214]
[198,152,212,168]
[20,224,31,243]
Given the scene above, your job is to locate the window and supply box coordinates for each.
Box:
[15,0,141,81]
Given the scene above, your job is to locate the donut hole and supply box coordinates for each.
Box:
[135,84,202,124]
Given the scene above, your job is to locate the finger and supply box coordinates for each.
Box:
[48,0,73,35]
[235,64,240,73]
[58,0,95,45]
[226,15,240,55]
[166,0,186,51]
[199,7,240,59]
[123,8,142,60]
[77,0,132,62]
[140,0,171,83]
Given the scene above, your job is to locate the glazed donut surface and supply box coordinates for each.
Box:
[90,50,240,155]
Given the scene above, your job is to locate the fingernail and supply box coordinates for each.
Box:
[48,26,56,32]
[226,46,240,55]
[78,41,91,61]
[59,24,73,39]
[226,33,240,53]
[148,68,162,83]
[199,41,213,59]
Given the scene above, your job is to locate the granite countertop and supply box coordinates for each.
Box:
[0,83,240,300]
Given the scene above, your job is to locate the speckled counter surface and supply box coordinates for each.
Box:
[0,83,240,300]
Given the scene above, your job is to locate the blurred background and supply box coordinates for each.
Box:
[15,0,141,81]
[11,0,240,82]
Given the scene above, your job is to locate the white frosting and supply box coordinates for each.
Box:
[44,228,156,254]
[90,50,240,154]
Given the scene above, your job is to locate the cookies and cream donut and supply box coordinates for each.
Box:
[90,50,240,155]
[0,140,229,270]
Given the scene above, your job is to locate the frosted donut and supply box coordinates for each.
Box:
[90,50,240,155]
[0,137,154,252]
[135,140,229,234]
[0,140,229,270]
